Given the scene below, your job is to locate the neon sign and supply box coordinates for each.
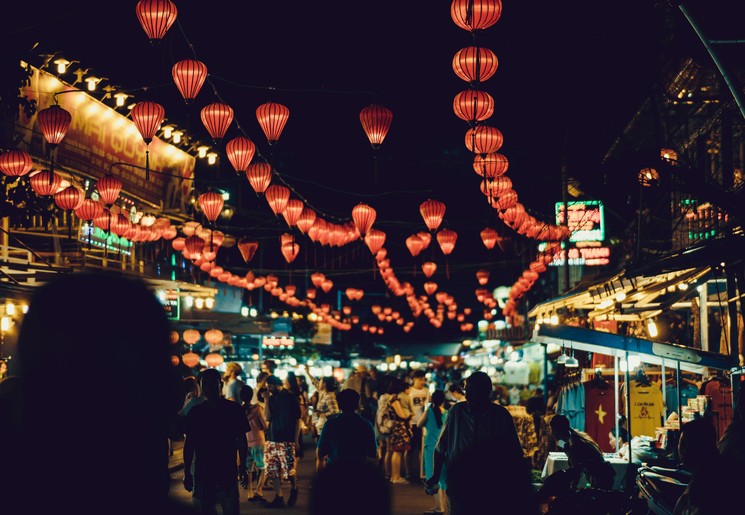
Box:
[555,200,605,242]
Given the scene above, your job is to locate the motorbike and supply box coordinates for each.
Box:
[635,465,690,515]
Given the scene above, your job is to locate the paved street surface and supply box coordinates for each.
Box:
[168,439,434,514]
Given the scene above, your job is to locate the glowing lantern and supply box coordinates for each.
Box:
[422,261,437,278]
[75,199,104,223]
[96,175,122,206]
[205,353,224,368]
[136,0,177,41]
[523,270,539,283]
[311,273,325,288]
[37,104,72,147]
[453,90,494,123]
[465,125,503,154]
[0,149,33,177]
[131,101,164,145]
[171,59,207,103]
[364,229,386,255]
[474,153,508,178]
[237,238,259,263]
[182,352,200,367]
[54,185,84,210]
[184,235,204,259]
[424,282,438,295]
[420,199,446,231]
[417,231,432,249]
[450,0,502,32]
[198,191,224,223]
[281,199,304,227]
[281,241,300,264]
[110,214,132,237]
[359,104,393,149]
[354,289,364,300]
[246,162,272,194]
[501,204,527,229]
[405,234,424,257]
[256,101,290,145]
[204,329,224,346]
[480,227,498,249]
[530,261,547,274]
[476,269,490,285]
[30,171,62,196]
[200,102,234,143]
[321,278,334,293]
[296,207,317,234]
[265,184,290,216]
[480,176,513,201]
[306,287,317,299]
[452,46,499,83]
[352,203,376,236]
[436,229,458,255]
[182,329,200,345]
[225,136,256,173]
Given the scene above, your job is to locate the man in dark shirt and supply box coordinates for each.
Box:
[264,374,302,508]
[183,369,249,515]
[550,414,614,490]
[317,389,377,469]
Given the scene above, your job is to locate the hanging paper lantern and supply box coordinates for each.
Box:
[452,46,499,83]
[200,102,234,143]
[265,184,290,215]
[54,185,84,211]
[436,229,458,255]
[450,0,502,32]
[225,136,256,173]
[480,176,513,200]
[420,199,446,232]
[359,104,393,149]
[110,214,132,237]
[364,229,386,255]
[172,59,207,103]
[182,352,200,367]
[182,329,201,345]
[321,278,334,293]
[351,203,376,236]
[465,125,503,154]
[0,149,33,177]
[311,272,325,288]
[136,0,178,41]
[29,170,62,196]
[131,101,165,145]
[204,329,224,346]
[405,234,424,257]
[184,235,204,258]
[453,90,494,123]
[480,227,498,249]
[417,231,432,250]
[422,261,437,278]
[205,353,224,368]
[74,198,104,223]
[246,162,272,194]
[96,175,122,206]
[237,238,259,263]
[474,153,509,178]
[424,282,438,295]
[296,207,317,234]
[501,204,528,229]
[281,199,304,227]
[306,287,317,300]
[476,269,490,285]
[281,241,300,264]
[489,189,518,211]
[198,191,224,223]
[256,101,290,145]
[37,104,72,147]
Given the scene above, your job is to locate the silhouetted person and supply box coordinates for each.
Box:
[264,374,301,508]
[316,389,377,469]
[0,272,194,515]
[310,460,391,515]
[183,368,249,515]
[550,414,615,490]
[425,371,537,515]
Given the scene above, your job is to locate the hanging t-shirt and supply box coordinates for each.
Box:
[556,383,585,432]
[627,381,664,438]
[584,380,615,452]
[503,360,530,385]
[664,382,700,417]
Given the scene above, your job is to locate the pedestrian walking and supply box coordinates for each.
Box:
[222,362,245,402]
[316,389,377,469]
[417,390,446,514]
[240,384,268,503]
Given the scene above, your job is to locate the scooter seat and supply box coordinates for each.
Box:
[646,466,692,483]
[637,469,687,513]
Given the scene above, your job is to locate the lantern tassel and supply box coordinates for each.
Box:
[145,149,150,181]
[67,212,72,239]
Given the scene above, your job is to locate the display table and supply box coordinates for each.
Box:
[540,452,633,491]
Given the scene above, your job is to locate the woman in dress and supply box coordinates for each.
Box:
[387,378,412,484]
[417,390,446,514]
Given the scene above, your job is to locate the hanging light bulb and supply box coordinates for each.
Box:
[197,146,209,158]
[647,319,658,338]
[162,125,174,139]
[114,92,128,107]
[172,131,183,144]
[53,58,70,74]
[85,76,100,91]
[207,152,217,165]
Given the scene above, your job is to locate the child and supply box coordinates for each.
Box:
[241,384,268,502]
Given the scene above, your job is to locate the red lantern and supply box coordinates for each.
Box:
[265,184,290,215]
[465,125,503,154]
[237,238,259,263]
[364,229,386,255]
[480,176,512,200]
[476,269,490,285]
[420,199,446,232]
[75,198,104,222]
[405,234,424,257]
[480,227,498,249]
[96,175,122,206]
[225,136,256,173]
[311,273,325,288]
[200,102,234,143]
[198,191,224,223]
[501,204,527,229]
[256,101,290,145]
[474,153,508,178]
[352,203,376,236]
[54,186,83,210]
[424,282,438,295]
[131,101,165,145]
[285,284,297,297]
[417,231,432,249]
[452,46,499,83]
[246,162,272,194]
[171,237,185,251]
[0,149,33,177]
[359,104,393,149]
[172,59,207,103]
[321,278,334,293]
[184,235,204,259]
[451,0,502,32]
[453,90,494,123]
[297,207,317,234]
[182,352,200,367]
[436,229,458,255]
[281,199,304,227]
[29,171,62,196]
[204,329,224,346]
[422,261,437,278]
[281,241,300,264]
[205,353,224,368]
[489,188,518,210]
[37,104,72,147]
[136,0,178,41]
[110,214,132,237]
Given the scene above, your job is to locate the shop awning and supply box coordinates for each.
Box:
[532,324,734,373]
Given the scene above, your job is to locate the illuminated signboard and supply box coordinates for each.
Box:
[78,224,132,255]
[157,290,180,321]
[262,336,295,350]
[555,200,605,242]
[542,242,611,267]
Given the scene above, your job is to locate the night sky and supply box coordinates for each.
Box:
[3,0,735,342]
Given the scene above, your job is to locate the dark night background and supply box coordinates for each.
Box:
[2,0,740,343]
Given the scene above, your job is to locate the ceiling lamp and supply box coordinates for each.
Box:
[171,59,207,104]
[225,136,256,173]
[246,162,272,194]
[198,191,224,223]
[237,238,259,264]
[0,149,33,177]
[131,101,165,180]
[452,46,499,83]
[420,199,446,232]
[453,90,494,123]
[281,199,304,227]
[450,0,502,32]
[256,101,290,145]
[359,104,393,149]
[200,102,234,144]
[465,125,503,155]
[352,202,376,236]
[264,184,290,216]
[436,229,458,255]
[136,0,178,42]
[474,153,509,179]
